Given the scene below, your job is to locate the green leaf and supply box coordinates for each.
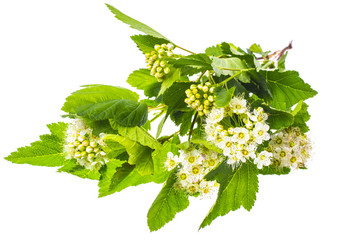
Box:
[167,54,212,70]
[249,43,263,53]
[170,110,195,137]
[75,99,148,127]
[130,34,170,54]
[5,122,67,167]
[278,51,287,71]
[205,44,224,57]
[103,134,154,176]
[259,166,291,175]
[98,159,167,198]
[251,101,294,130]
[106,4,168,40]
[212,57,250,83]
[156,114,167,139]
[58,159,101,180]
[62,85,139,114]
[110,120,161,150]
[147,169,190,232]
[260,70,317,110]
[214,86,235,107]
[292,102,311,133]
[200,162,258,229]
[127,69,161,98]
[190,135,222,153]
[158,68,184,95]
[162,82,191,113]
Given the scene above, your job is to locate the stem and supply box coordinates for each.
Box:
[149,110,165,123]
[175,45,196,55]
[217,68,255,86]
[188,112,198,142]
[159,131,179,144]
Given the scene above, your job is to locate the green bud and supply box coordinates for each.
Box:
[156,67,163,72]
[74,151,81,158]
[164,67,170,74]
[197,105,204,111]
[190,95,195,101]
[77,144,85,151]
[195,93,201,99]
[204,100,210,106]
[167,51,173,57]
[167,43,174,50]
[198,111,204,116]
[185,89,192,97]
[202,86,209,92]
[208,95,214,102]
[197,84,203,90]
[81,151,87,157]
[90,141,97,148]
[161,43,167,49]
[205,82,211,87]
[154,60,160,66]
[203,94,208,99]
[209,87,215,93]
[88,153,95,159]
[190,84,197,90]
[93,147,100,153]
[82,140,90,146]
[192,89,198,94]
[154,45,161,51]
[160,60,167,67]
[86,146,93,153]
[194,100,200,106]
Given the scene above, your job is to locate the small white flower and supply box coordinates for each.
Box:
[164,152,180,171]
[231,127,250,144]
[229,97,247,114]
[252,122,270,144]
[250,107,268,123]
[254,151,273,169]
[208,108,224,123]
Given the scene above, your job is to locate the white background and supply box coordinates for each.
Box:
[1,0,359,239]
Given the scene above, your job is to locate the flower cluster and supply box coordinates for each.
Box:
[165,147,223,198]
[184,82,215,116]
[63,119,107,171]
[145,43,175,81]
[267,127,312,169]
[205,96,271,168]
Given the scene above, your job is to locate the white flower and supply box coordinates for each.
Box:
[217,136,235,156]
[231,127,250,144]
[229,97,247,114]
[254,151,273,169]
[164,152,180,171]
[250,107,268,123]
[252,122,270,144]
[207,108,224,123]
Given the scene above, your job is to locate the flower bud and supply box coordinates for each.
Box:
[86,146,93,153]
[209,87,215,93]
[208,95,214,102]
[195,93,201,99]
[164,67,170,74]
[154,45,161,51]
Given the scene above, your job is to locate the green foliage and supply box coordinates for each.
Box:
[260,70,318,110]
[58,159,101,180]
[147,169,190,232]
[212,57,251,83]
[214,86,235,107]
[167,54,212,71]
[5,122,67,167]
[62,85,138,114]
[75,99,148,127]
[162,82,191,113]
[158,68,186,95]
[130,35,169,54]
[259,166,291,175]
[200,162,258,229]
[292,102,311,133]
[103,134,154,176]
[170,110,195,136]
[106,4,168,40]
[127,69,161,98]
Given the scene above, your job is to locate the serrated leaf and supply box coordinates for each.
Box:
[200,162,258,229]
[98,159,167,198]
[5,122,67,167]
[259,166,291,175]
[292,102,311,133]
[62,85,139,114]
[58,159,101,180]
[212,57,250,83]
[214,86,235,107]
[250,43,263,53]
[162,82,191,113]
[147,169,189,232]
[75,99,148,127]
[103,134,154,176]
[205,44,224,57]
[109,120,161,150]
[260,70,317,110]
[106,4,168,40]
[158,68,183,95]
[127,69,161,98]
[251,101,294,130]
[156,114,167,139]
[170,110,195,137]
[167,54,212,70]
[130,34,170,54]
[278,51,287,71]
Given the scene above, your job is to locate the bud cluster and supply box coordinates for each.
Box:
[145,43,175,81]
[63,119,107,171]
[184,82,215,116]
